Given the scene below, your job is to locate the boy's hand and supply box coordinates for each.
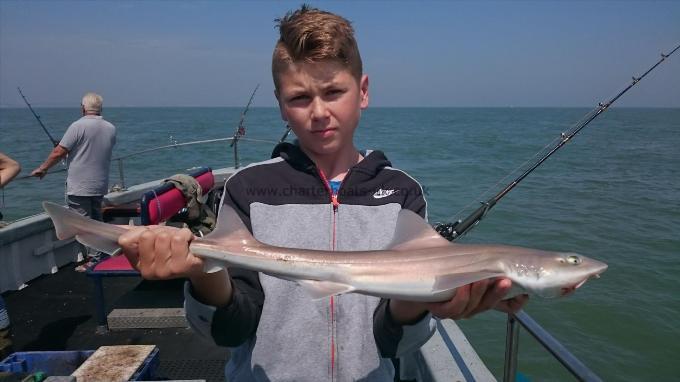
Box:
[120,225,234,307]
[426,278,528,320]
[389,278,529,324]
[118,225,204,279]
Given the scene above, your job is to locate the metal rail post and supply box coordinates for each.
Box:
[117,158,126,189]
[513,310,603,382]
[503,313,520,382]
[233,139,240,169]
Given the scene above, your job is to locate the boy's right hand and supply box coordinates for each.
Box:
[120,225,234,307]
[118,225,205,279]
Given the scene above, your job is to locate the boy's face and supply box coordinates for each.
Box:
[275,60,368,160]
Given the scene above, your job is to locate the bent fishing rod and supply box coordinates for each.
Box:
[17,87,59,147]
[231,84,260,148]
[231,84,260,169]
[435,43,679,242]
[14,168,67,181]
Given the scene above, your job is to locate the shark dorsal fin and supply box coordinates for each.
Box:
[204,204,257,246]
[387,209,452,251]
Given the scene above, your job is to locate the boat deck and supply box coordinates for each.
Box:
[2,260,498,382]
[2,263,229,381]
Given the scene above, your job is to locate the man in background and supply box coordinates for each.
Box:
[0,151,21,358]
[32,92,116,268]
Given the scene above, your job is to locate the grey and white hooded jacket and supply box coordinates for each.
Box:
[185,143,436,381]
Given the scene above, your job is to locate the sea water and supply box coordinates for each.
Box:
[1,107,679,380]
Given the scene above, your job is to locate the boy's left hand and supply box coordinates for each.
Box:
[426,278,528,320]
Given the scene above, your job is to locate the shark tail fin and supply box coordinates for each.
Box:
[43,201,85,240]
[74,233,123,255]
[43,201,127,256]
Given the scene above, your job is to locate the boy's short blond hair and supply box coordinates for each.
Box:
[272,5,363,90]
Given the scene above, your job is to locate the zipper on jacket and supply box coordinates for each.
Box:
[317,169,344,382]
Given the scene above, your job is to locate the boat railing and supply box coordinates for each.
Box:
[110,136,278,190]
[502,309,602,382]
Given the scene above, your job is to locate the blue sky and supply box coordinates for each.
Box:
[1,1,678,108]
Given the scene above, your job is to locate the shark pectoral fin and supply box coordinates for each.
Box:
[202,258,225,274]
[503,284,528,300]
[387,209,452,251]
[433,271,504,294]
[75,233,121,255]
[297,280,356,300]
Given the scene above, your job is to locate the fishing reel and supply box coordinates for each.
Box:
[433,220,461,242]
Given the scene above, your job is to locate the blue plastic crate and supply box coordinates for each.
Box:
[130,347,159,381]
[0,348,159,380]
[0,350,94,376]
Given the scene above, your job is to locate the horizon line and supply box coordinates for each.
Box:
[2,105,679,109]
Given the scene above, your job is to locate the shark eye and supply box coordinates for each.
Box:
[567,255,582,265]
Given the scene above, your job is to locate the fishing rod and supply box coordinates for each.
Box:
[17,87,59,147]
[231,84,260,169]
[279,124,292,143]
[14,168,68,181]
[230,84,260,148]
[435,43,680,242]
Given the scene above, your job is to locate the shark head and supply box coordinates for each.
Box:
[508,252,608,298]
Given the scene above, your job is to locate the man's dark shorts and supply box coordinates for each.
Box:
[67,195,103,221]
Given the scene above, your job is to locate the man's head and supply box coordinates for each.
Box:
[81,92,103,115]
[272,5,362,91]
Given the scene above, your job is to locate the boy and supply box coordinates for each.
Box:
[119,5,527,381]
